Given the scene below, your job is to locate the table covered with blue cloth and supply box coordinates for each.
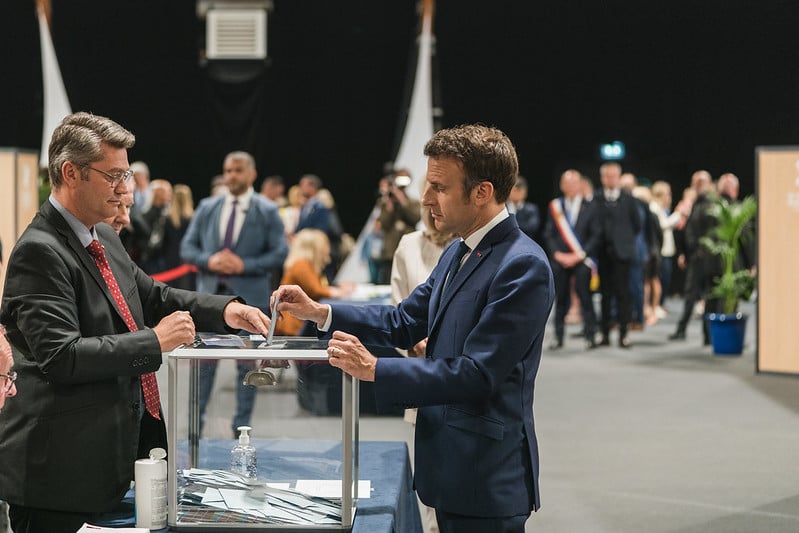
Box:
[96,440,422,533]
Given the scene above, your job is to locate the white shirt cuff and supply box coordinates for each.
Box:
[317,304,333,332]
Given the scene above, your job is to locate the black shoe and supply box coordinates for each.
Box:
[668,331,686,340]
[619,337,631,349]
[549,339,564,350]
[597,336,611,347]
[586,337,599,350]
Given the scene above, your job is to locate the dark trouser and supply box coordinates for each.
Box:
[675,258,720,342]
[10,505,96,533]
[628,257,645,324]
[434,509,529,533]
[197,283,259,436]
[198,359,257,436]
[376,259,393,285]
[599,255,632,338]
[676,259,701,333]
[553,263,596,342]
[659,255,674,304]
[137,409,168,459]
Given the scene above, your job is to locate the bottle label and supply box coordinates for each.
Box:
[151,477,168,527]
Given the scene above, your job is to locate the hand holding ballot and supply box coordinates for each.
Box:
[272,285,331,328]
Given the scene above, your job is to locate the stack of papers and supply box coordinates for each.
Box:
[77,525,148,532]
[177,468,368,526]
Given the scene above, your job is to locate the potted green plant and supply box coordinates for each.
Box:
[700,195,757,355]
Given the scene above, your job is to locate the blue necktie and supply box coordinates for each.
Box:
[441,240,470,298]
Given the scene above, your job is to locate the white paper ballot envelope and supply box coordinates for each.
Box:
[294,479,371,499]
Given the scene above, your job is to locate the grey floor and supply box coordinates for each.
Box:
[157,297,799,532]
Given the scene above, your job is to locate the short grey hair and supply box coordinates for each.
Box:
[129,161,150,177]
[224,151,256,170]
[48,112,135,189]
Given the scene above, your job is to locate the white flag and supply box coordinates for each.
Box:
[336,5,435,284]
[392,7,435,199]
[38,5,72,168]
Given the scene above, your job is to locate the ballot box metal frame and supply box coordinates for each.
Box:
[166,336,359,531]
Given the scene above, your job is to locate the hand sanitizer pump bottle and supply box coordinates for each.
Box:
[231,425,257,479]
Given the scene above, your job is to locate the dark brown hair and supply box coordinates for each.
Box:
[423,124,518,203]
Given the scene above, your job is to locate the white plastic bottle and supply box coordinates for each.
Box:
[134,447,168,529]
[231,425,257,479]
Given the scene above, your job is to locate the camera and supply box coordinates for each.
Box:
[392,174,412,188]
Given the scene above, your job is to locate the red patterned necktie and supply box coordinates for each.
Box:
[87,239,161,420]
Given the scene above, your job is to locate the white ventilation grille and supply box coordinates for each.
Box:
[206,9,267,59]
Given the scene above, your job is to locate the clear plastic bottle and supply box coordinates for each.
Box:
[230,425,257,479]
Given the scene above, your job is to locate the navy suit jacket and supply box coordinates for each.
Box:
[511,201,541,240]
[0,201,234,513]
[296,197,331,234]
[325,215,554,516]
[180,194,287,312]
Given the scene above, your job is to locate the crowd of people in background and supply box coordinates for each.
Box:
[540,163,754,350]
[109,155,754,357]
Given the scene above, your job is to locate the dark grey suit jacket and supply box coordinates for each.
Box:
[598,191,642,261]
[0,200,235,513]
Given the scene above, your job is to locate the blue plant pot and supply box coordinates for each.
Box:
[706,313,747,356]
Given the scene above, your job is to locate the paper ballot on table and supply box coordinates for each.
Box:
[77,525,148,532]
[294,479,371,499]
[198,334,246,347]
[220,488,270,512]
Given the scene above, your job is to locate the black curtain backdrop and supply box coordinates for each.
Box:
[204,64,269,157]
[1,0,799,235]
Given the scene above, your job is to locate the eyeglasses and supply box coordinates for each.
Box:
[0,371,16,394]
[77,163,134,188]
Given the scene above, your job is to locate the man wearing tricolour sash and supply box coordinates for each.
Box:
[542,170,601,349]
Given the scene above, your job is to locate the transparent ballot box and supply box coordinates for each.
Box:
[166,334,360,531]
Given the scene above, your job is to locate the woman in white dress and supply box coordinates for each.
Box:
[389,205,455,533]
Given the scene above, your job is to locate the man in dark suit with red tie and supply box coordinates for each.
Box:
[0,112,273,533]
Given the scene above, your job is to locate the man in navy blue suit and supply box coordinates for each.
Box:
[275,125,554,533]
[295,174,331,234]
[507,175,541,241]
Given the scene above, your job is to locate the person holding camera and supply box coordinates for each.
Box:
[375,169,421,284]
